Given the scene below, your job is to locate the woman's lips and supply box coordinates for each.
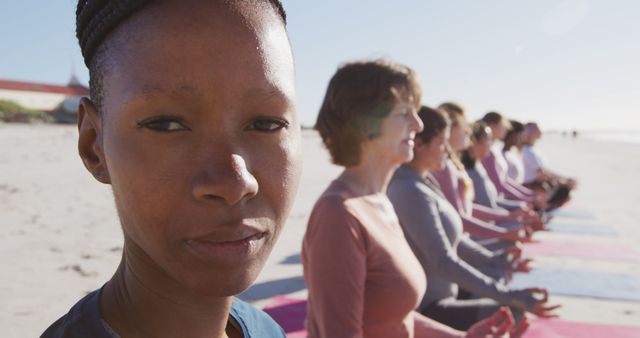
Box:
[185,231,267,262]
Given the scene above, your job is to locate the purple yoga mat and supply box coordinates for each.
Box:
[263,296,307,337]
[523,240,640,262]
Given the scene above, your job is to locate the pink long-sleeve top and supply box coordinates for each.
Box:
[432,160,511,239]
[481,143,534,202]
[302,180,426,338]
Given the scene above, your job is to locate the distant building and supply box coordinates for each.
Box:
[0,76,89,112]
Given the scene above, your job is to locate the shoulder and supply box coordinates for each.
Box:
[389,174,436,206]
[307,180,372,233]
[40,289,111,338]
[522,145,535,156]
[230,298,285,338]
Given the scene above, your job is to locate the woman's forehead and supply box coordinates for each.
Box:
[100,1,294,108]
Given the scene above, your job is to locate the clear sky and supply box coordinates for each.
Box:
[1,0,639,130]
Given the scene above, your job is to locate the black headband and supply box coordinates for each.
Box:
[76,0,153,67]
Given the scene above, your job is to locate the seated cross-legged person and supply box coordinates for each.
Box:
[522,122,576,211]
[503,120,526,183]
[433,103,533,244]
[388,106,559,331]
[461,122,543,224]
[303,60,526,338]
[480,112,538,206]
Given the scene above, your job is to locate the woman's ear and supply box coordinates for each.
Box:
[77,97,111,184]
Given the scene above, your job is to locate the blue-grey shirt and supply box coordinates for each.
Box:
[467,162,523,211]
[40,287,285,338]
[388,165,514,310]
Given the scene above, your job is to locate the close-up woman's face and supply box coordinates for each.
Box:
[366,88,423,166]
[82,1,301,296]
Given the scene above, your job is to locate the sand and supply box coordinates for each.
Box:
[1,123,639,337]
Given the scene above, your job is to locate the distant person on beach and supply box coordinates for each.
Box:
[461,122,546,233]
[432,103,533,244]
[388,106,558,331]
[42,1,300,337]
[503,120,526,183]
[522,122,576,210]
[303,60,527,338]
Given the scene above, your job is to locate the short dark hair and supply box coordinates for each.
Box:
[416,106,450,144]
[438,102,464,116]
[438,102,465,127]
[504,120,524,151]
[315,59,421,167]
[470,120,490,143]
[481,111,504,125]
[76,0,287,113]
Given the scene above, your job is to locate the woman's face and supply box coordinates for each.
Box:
[365,90,424,167]
[473,132,493,160]
[79,1,301,296]
[491,120,508,141]
[448,117,469,152]
[423,129,450,171]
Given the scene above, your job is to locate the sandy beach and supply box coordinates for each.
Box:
[1,123,639,337]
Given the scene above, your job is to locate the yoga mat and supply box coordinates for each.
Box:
[263,295,307,337]
[510,268,640,301]
[523,240,640,262]
[546,221,618,236]
[262,295,640,337]
[525,318,640,338]
[548,208,596,220]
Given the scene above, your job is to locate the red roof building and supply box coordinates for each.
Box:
[0,77,89,111]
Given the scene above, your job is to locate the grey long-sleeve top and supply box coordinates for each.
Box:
[388,165,515,310]
[466,163,523,211]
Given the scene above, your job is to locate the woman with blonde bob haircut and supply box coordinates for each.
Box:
[303,59,525,338]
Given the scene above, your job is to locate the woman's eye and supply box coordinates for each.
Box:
[246,118,289,132]
[137,117,189,132]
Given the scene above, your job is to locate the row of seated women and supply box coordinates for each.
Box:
[302,59,565,337]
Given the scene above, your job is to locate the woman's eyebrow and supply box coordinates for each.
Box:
[243,86,289,103]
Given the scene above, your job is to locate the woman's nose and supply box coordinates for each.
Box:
[191,153,259,206]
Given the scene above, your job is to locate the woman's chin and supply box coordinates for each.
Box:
[183,268,262,297]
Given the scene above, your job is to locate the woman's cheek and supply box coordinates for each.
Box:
[260,134,301,214]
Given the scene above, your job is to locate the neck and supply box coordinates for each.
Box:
[101,245,236,338]
[405,158,431,177]
[339,155,399,195]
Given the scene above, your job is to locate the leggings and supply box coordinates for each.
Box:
[420,297,524,331]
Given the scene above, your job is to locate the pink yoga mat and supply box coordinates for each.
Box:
[264,296,640,338]
[263,295,308,337]
[525,318,640,338]
[523,240,640,262]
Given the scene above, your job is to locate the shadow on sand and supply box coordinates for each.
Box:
[238,275,307,302]
[279,253,301,265]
